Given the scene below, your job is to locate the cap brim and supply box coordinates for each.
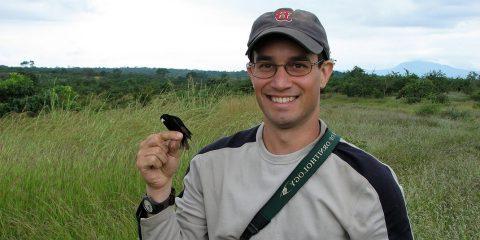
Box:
[245,27,324,56]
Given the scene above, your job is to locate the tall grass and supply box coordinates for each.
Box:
[0,92,479,239]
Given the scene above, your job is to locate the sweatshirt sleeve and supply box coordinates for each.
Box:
[137,156,208,240]
[349,168,414,240]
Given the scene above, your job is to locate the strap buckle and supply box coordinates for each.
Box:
[240,213,270,240]
[241,222,259,239]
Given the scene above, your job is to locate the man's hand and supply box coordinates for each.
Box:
[136,131,183,202]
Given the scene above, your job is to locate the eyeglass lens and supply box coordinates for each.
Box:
[252,61,313,78]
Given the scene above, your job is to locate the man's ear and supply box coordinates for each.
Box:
[319,61,334,89]
[247,64,253,76]
[247,65,255,89]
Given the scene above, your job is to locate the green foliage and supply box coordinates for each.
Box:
[20,60,35,68]
[112,69,122,78]
[0,65,478,118]
[155,68,169,78]
[337,66,384,98]
[386,71,418,95]
[398,79,436,103]
[415,103,441,116]
[82,68,95,77]
[0,73,35,101]
[466,71,479,81]
[452,78,475,94]
[471,90,480,102]
[47,85,79,110]
[0,72,81,117]
[424,70,449,93]
[427,92,449,104]
[8,94,49,114]
[441,107,471,120]
[0,73,43,116]
[0,102,8,115]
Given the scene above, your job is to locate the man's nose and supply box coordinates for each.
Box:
[270,66,292,90]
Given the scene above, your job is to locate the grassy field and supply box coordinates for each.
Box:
[1,92,479,239]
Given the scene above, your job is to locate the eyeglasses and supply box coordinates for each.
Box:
[246,59,325,79]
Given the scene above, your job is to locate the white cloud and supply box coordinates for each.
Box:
[329,18,480,71]
[0,0,93,21]
[0,0,479,71]
[0,0,253,70]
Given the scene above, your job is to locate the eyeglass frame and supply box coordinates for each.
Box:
[246,58,326,79]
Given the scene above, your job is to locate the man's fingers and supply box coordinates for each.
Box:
[139,145,168,157]
[138,148,169,164]
[137,154,162,170]
[160,131,183,141]
[141,131,183,148]
[169,139,181,158]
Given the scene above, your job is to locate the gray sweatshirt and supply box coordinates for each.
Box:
[137,121,413,239]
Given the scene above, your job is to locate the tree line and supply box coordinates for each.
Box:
[0,66,251,117]
[326,66,480,103]
[0,65,479,117]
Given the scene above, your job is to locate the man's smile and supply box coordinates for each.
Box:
[267,95,299,104]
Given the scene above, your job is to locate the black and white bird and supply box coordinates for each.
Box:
[160,114,192,150]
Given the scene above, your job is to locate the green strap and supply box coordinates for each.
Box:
[240,128,341,239]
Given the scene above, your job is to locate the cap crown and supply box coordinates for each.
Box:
[247,8,330,59]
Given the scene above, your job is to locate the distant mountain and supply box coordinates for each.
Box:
[373,61,477,78]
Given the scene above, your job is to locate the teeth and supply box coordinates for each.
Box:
[271,96,296,103]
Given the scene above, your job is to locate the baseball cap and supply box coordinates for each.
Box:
[246,8,330,60]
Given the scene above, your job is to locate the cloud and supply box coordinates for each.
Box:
[0,0,478,71]
[0,0,253,70]
[326,0,480,28]
[328,17,480,71]
[0,0,94,22]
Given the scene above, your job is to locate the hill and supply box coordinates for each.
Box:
[373,61,478,78]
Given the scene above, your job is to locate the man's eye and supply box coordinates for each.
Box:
[291,62,308,68]
[258,63,273,69]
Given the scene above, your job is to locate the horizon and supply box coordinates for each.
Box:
[3,60,478,77]
[1,0,479,72]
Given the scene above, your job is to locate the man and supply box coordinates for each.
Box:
[135,8,413,240]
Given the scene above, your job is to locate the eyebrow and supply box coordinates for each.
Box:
[255,55,272,62]
[254,55,311,62]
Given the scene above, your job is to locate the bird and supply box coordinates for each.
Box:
[160,114,192,150]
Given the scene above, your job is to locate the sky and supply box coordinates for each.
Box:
[0,0,479,71]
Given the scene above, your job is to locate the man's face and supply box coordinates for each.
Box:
[247,38,333,129]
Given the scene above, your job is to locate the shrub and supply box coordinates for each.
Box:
[0,73,35,101]
[0,93,49,117]
[398,79,436,103]
[0,102,8,116]
[441,107,471,120]
[47,85,79,110]
[385,71,418,95]
[471,90,480,102]
[415,104,441,116]
[342,78,384,98]
[424,71,449,92]
[427,92,449,104]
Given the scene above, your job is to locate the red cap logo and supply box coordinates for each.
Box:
[274,9,293,22]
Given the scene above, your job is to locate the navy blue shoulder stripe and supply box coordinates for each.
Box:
[178,125,259,198]
[333,142,413,240]
[197,125,259,154]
